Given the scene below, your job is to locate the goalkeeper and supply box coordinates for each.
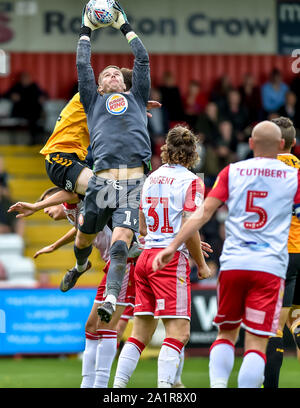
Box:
[73,2,151,323]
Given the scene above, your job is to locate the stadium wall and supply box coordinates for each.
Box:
[0,53,297,99]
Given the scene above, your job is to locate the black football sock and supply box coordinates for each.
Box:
[264,331,284,388]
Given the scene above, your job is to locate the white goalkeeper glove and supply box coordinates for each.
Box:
[81,5,99,31]
[111,11,126,30]
[112,1,129,30]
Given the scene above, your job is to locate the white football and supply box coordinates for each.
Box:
[86,0,117,28]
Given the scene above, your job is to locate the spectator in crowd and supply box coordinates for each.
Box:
[195,102,221,146]
[159,71,185,124]
[196,138,232,188]
[261,68,289,116]
[239,73,261,123]
[290,76,300,129]
[183,80,208,129]
[0,184,24,237]
[210,74,233,111]
[220,89,249,134]
[0,156,9,197]
[4,71,48,145]
[0,157,24,237]
[278,91,297,123]
[147,87,169,143]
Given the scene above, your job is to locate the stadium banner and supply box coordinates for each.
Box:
[0,0,276,54]
[189,288,217,348]
[277,0,300,55]
[0,288,96,355]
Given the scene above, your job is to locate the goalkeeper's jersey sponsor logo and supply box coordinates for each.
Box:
[106,94,128,115]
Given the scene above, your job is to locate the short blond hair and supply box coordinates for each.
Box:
[98,65,123,86]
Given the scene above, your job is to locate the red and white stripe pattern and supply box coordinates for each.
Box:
[244,349,266,364]
[270,278,285,335]
[85,331,100,341]
[176,253,189,316]
[209,338,235,353]
[97,329,117,340]
[126,337,145,355]
[162,337,184,354]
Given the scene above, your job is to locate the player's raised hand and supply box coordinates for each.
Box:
[112,1,128,30]
[197,262,211,280]
[152,247,175,272]
[82,5,99,31]
[33,245,55,259]
[111,10,127,29]
[8,202,37,218]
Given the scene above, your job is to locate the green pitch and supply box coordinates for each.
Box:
[0,356,299,388]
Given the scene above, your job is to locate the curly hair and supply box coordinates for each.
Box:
[271,117,296,150]
[160,125,199,168]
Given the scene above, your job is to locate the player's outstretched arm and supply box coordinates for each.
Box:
[112,4,150,106]
[152,197,221,271]
[8,190,79,218]
[33,227,77,258]
[77,6,99,114]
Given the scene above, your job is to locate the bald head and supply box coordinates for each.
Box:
[250,121,284,158]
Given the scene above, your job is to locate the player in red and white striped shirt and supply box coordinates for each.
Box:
[153,121,300,388]
[113,126,211,388]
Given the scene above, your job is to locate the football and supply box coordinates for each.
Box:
[85,0,117,28]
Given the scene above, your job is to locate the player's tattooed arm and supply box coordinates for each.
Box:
[33,227,77,258]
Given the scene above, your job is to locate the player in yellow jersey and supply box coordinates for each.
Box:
[264,117,300,387]
[40,91,91,196]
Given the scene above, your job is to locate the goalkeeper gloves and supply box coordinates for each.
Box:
[112,1,133,34]
[79,5,98,37]
[294,203,300,220]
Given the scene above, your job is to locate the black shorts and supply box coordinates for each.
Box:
[45,152,88,192]
[283,253,300,307]
[293,263,300,305]
[78,175,144,235]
